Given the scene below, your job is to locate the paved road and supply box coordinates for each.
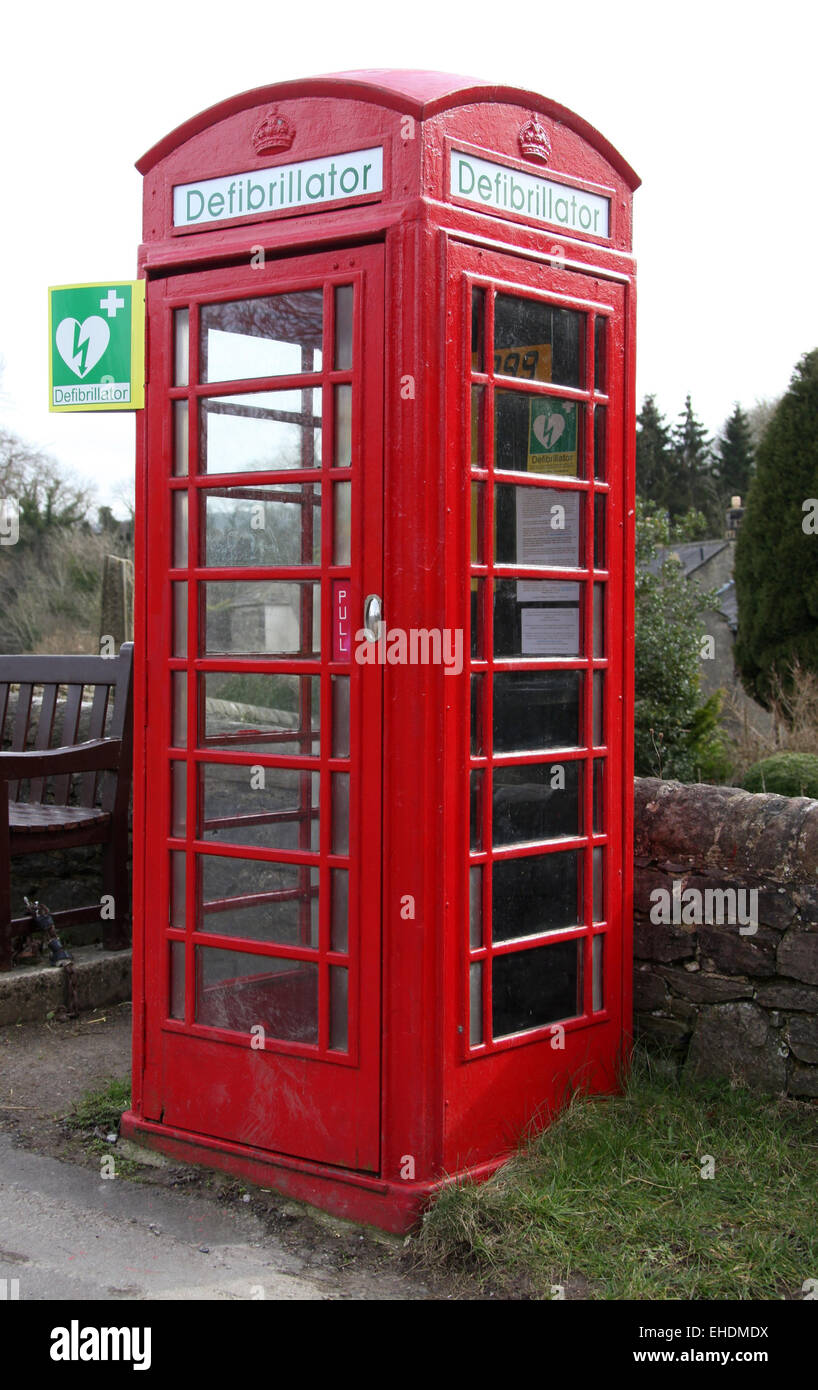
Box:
[0,1132,421,1300]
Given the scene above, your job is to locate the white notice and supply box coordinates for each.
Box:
[516,488,580,602]
[520,606,580,657]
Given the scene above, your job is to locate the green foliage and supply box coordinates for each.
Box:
[65,1077,131,1133]
[636,395,722,533]
[635,499,729,781]
[742,752,818,799]
[716,403,755,505]
[734,349,818,705]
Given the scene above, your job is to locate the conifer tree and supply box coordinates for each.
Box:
[635,395,674,512]
[671,395,721,532]
[734,349,818,705]
[716,403,755,505]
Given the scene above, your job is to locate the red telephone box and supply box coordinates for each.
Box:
[122,70,639,1232]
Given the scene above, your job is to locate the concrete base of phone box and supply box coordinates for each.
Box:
[119,1111,508,1234]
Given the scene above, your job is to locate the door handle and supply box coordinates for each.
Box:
[363,593,383,641]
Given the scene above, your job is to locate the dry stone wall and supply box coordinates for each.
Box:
[634,777,818,1097]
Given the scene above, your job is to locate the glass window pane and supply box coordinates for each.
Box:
[332,675,350,758]
[174,308,189,387]
[593,583,605,658]
[330,967,349,1051]
[594,405,607,481]
[471,483,485,564]
[172,583,187,658]
[495,392,582,478]
[495,485,582,568]
[594,316,607,393]
[593,671,604,746]
[171,760,186,837]
[333,481,351,565]
[202,580,320,657]
[492,939,580,1038]
[470,674,484,755]
[172,491,188,568]
[173,401,189,476]
[471,579,485,660]
[470,770,484,850]
[170,851,186,928]
[471,386,484,467]
[494,295,583,388]
[331,869,349,953]
[334,286,353,370]
[200,763,319,852]
[492,761,581,846]
[593,758,604,833]
[195,947,318,1043]
[201,672,319,754]
[593,934,604,1012]
[494,670,581,752]
[494,579,581,658]
[469,866,482,949]
[199,856,318,947]
[470,961,483,1046]
[593,846,604,922]
[201,292,323,383]
[493,849,581,941]
[169,941,185,1020]
[334,385,352,467]
[471,287,485,372]
[200,388,321,475]
[332,773,350,854]
[203,483,321,568]
[594,494,606,570]
[172,671,187,746]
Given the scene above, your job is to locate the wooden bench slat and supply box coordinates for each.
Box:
[54,684,84,804]
[82,683,111,806]
[28,682,59,804]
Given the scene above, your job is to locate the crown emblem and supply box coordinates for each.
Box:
[252,109,295,157]
[518,114,552,165]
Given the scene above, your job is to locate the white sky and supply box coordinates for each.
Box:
[1,0,815,512]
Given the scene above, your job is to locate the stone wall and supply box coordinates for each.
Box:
[634,777,818,1098]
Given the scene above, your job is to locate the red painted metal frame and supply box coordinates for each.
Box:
[125,70,637,1232]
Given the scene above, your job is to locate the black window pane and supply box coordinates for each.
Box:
[594,315,607,393]
[492,849,581,941]
[493,762,580,845]
[492,939,580,1038]
[471,287,485,372]
[494,579,581,658]
[494,670,581,752]
[494,295,583,388]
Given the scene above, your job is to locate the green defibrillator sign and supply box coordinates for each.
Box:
[48,281,145,412]
[527,397,578,475]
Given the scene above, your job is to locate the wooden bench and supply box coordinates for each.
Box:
[0,643,133,970]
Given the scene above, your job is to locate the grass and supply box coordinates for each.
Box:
[64,1077,131,1135]
[416,1050,818,1300]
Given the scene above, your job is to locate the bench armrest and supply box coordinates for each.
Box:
[0,737,123,781]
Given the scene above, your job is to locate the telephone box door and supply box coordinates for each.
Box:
[141,245,384,1172]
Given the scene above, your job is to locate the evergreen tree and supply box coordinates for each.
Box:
[635,395,675,512]
[634,499,727,781]
[717,403,755,505]
[671,395,721,532]
[734,349,818,706]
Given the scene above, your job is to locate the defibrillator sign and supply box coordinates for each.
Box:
[528,398,578,475]
[48,281,145,411]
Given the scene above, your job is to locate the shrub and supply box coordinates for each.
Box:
[742,752,818,798]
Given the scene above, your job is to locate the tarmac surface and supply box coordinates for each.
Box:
[0,1002,438,1301]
